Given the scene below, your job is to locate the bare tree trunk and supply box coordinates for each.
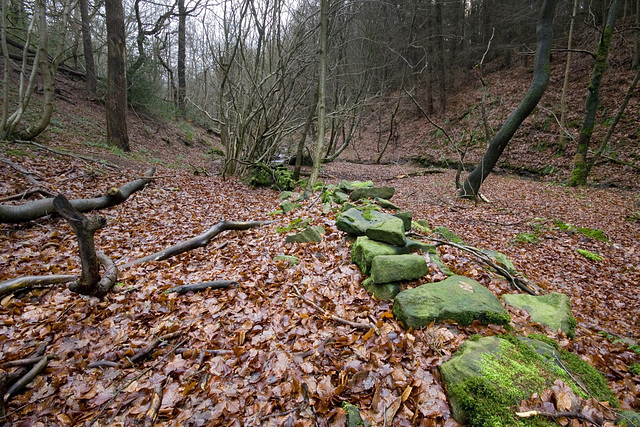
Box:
[460,0,557,198]
[1,0,10,132]
[569,0,620,186]
[633,0,640,69]
[307,0,328,191]
[560,0,579,130]
[105,0,130,151]
[79,0,96,94]
[177,0,187,119]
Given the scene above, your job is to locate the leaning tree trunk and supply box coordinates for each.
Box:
[459,0,557,198]
[569,0,620,187]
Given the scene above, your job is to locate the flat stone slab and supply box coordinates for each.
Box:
[502,292,576,337]
[351,236,435,275]
[350,187,395,201]
[371,254,428,284]
[365,217,407,246]
[336,207,398,236]
[393,275,510,329]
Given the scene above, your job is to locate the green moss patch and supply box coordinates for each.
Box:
[440,335,617,426]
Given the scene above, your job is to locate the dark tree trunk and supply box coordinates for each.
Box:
[569,0,620,186]
[79,0,96,94]
[177,0,186,119]
[459,0,557,198]
[105,0,130,151]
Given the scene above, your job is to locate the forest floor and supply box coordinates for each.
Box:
[1,43,640,425]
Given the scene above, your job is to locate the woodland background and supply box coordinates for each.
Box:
[1,0,640,425]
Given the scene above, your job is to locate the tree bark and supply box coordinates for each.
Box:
[79,0,96,94]
[0,167,155,223]
[177,0,187,119]
[307,0,328,191]
[459,0,557,198]
[560,0,579,130]
[52,194,106,295]
[569,0,620,186]
[634,0,640,69]
[105,0,130,151]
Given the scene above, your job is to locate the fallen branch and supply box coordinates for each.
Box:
[165,280,237,294]
[86,338,187,427]
[4,355,49,402]
[122,332,181,368]
[0,188,56,202]
[88,332,182,369]
[1,355,51,368]
[292,284,377,332]
[142,382,164,427]
[0,275,76,297]
[96,252,118,295]
[13,140,120,170]
[420,235,539,295]
[0,167,155,223]
[294,335,334,359]
[123,220,270,267]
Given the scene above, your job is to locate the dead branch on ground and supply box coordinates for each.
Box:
[292,283,378,332]
[123,220,270,267]
[417,235,540,295]
[0,275,76,297]
[165,280,238,294]
[86,337,188,427]
[88,332,181,369]
[13,140,120,170]
[0,167,155,223]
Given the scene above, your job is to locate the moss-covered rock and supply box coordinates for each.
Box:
[502,292,576,337]
[393,275,510,329]
[361,277,400,300]
[371,254,428,284]
[285,226,324,243]
[393,211,412,231]
[336,207,396,236]
[617,411,640,426]
[351,236,435,275]
[366,217,407,246]
[337,180,373,193]
[440,335,617,426]
[375,197,400,210]
[281,201,302,214]
[350,186,395,201]
[342,401,365,427]
[433,226,464,243]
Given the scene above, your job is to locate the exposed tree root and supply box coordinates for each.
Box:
[88,332,182,369]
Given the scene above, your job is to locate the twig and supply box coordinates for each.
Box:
[4,355,49,402]
[86,338,188,427]
[260,383,309,421]
[294,335,334,358]
[292,283,377,332]
[0,188,55,202]
[142,381,165,427]
[122,332,181,368]
[13,140,120,170]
